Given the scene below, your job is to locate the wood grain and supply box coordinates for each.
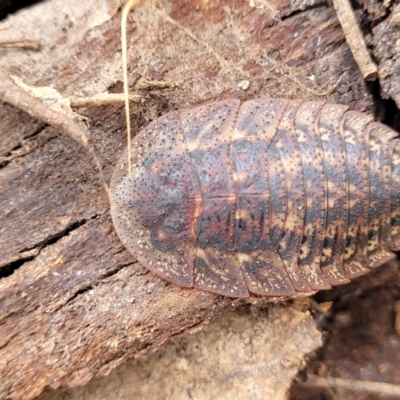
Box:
[0,0,377,398]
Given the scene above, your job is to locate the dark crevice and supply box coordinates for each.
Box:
[7,124,48,153]
[36,218,90,248]
[0,336,15,352]
[369,79,400,132]
[99,262,134,280]
[0,255,36,280]
[168,321,205,340]
[1,155,15,169]
[20,123,47,141]
[370,9,393,28]
[52,262,134,312]
[4,124,47,152]
[348,0,392,28]
[0,217,94,280]
[346,0,394,97]
[280,2,329,22]
[0,0,44,20]
[0,125,53,169]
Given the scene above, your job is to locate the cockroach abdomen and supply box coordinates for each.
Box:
[110,98,399,298]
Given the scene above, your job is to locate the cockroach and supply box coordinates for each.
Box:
[109,97,400,298]
[109,1,400,298]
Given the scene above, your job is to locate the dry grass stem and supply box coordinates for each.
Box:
[301,374,400,396]
[0,72,110,197]
[0,38,41,50]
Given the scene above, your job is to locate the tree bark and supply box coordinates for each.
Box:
[0,0,381,398]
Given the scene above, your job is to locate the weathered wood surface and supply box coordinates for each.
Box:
[38,302,322,400]
[371,0,400,109]
[0,0,384,398]
[290,262,400,399]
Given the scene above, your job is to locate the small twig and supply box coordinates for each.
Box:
[0,74,89,148]
[70,92,142,107]
[331,0,377,81]
[0,24,41,50]
[300,374,400,396]
[0,72,110,198]
[135,78,180,90]
[0,38,41,50]
[70,79,179,107]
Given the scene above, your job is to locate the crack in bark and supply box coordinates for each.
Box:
[0,125,55,169]
[280,2,329,21]
[0,254,37,280]
[51,262,135,313]
[2,122,47,153]
[0,214,101,279]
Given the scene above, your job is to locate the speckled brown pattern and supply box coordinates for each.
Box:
[390,141,400,250]
[110,98,399,298]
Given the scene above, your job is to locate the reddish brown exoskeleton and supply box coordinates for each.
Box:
[110,1,400,298]
[110,97,400,298]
